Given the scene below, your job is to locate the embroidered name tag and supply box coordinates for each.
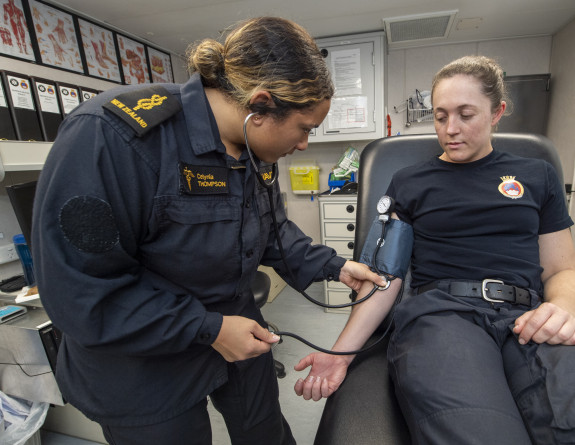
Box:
[180,163,229,195]
[103,86,182,137]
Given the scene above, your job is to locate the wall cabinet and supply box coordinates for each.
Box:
[310,32,385,143]
[318,194,357,313]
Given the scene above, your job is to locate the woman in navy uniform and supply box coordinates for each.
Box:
[32,17,385,445]
[295,55,575,444]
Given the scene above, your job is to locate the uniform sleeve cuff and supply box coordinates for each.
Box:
[323,256,347,282]
[195,311,223,345]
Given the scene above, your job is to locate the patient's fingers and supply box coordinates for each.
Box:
[294,378,305,396]
[311,376,324,401]
[296,375,322,401]
[302,375,315,400]
[320,376,331,398]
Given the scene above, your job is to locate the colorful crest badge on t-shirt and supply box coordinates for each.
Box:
[498,176,524,199]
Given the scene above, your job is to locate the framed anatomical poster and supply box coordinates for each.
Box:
[147,46,173,83]
[117,34,150,84]
[78,17,121,82]
[28,0,84,73]
[0,0,35,61]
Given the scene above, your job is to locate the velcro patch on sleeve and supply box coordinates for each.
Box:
[103,86,182,137]
[59,196,119,253]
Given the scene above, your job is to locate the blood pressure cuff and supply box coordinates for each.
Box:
[359,217,414,279]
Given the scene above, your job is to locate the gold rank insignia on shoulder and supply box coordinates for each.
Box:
[103,86,182,137]
[498,176,524,199]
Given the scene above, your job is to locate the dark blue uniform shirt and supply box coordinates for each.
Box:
[387,150,573,292]
[32,74,345,426]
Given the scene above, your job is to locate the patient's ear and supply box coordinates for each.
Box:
[491,101,506,126]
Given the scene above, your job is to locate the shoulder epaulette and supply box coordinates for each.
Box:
[103,85,182,137]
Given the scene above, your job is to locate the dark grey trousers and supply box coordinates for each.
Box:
[102,351,295,445]
[389,289,575,445]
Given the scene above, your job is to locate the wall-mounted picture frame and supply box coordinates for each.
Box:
[0,0,36,62]
[147,46,173,83]
[28,0,84,73]
[117,34,150,85]
[78,17,121,83]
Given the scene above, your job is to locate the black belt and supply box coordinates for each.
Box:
[417,279,534,307]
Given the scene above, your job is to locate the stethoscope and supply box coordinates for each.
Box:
[243,113,402,355]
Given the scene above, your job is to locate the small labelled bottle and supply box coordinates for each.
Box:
[13,234,35,286]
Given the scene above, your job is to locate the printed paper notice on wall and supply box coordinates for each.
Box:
[326,96,368,130]
[330,48,362,97]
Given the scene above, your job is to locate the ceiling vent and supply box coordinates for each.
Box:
[383,10,457,46]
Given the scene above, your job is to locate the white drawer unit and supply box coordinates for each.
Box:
[318,194,358,313]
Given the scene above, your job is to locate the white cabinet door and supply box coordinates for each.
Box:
[311,32,385,143]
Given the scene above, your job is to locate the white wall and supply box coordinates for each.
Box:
[548,20,575,191]
[547,18,575,242]
[386,36,552,137]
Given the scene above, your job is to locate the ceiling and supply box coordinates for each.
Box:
[49,0,575,56]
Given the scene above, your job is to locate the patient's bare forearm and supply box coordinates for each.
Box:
[331,279,402,358]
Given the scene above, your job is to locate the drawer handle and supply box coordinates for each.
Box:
[347,223,355,232]
[347,241,354,250]
[346,205,355,213]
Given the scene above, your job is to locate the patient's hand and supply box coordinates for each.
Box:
[513,302,575,345]
[294,352,352,401]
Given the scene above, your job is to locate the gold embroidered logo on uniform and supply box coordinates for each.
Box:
[498,176,524,199]
[182,166,195,190]
[258,164,275,186]
[133,94,168,111]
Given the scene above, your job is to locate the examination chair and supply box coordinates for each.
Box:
[314,133,566,445]
[252,270,286,378]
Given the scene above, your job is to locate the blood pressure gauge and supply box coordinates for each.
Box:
[377,195,395,215]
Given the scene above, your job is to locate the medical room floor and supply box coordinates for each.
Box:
[40,282,349,445]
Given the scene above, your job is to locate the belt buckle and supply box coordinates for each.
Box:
[482,279,505,303]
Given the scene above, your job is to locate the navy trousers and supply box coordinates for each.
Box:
[102,351,295,445]
[388,289,575,445]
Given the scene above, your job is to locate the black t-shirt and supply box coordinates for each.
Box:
[387,150,573,293]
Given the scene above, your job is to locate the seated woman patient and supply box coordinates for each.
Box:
[295,55,575,445]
